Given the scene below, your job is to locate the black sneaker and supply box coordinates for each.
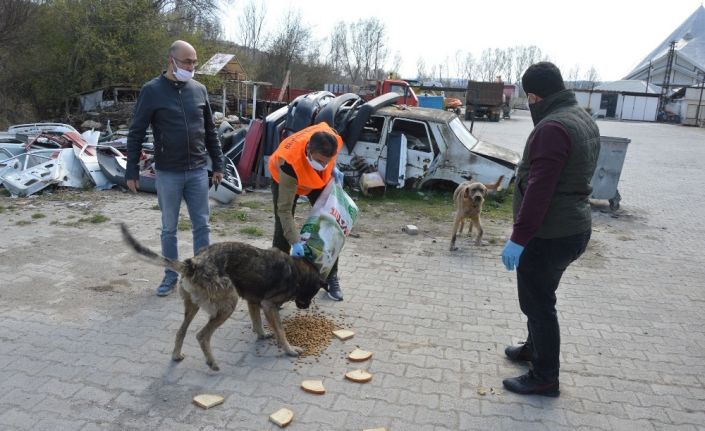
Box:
[503,370,560,397]
[326,274,343,301]
[505,343,532,362]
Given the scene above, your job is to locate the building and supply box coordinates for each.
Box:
[572,80,661,122]
[624,5,705,87]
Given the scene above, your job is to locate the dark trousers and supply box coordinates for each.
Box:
[516,229,591,381]
[271,180,339,277]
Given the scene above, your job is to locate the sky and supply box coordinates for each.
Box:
[222,0,703,82]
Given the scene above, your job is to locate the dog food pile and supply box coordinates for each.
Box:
[282,311,337,357]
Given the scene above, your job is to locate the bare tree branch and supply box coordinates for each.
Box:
[238,0,267,60]
[264,9,312,85]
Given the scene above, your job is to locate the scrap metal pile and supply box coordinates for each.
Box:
[2,90,521,201]
[0,121,244,203]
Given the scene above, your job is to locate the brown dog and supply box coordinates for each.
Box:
[120,223,326,371]
[450,175,504,250]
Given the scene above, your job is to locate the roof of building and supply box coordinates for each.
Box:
[627,6,705,76]
[594,80,662,94]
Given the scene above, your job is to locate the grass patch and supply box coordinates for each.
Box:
[151,205,160,211]
[0,189,10,197]
[238,201,267,210]
[214,228,228,237]
[480,189,514,221]
[177,217,191,231]
[212,209,249,223]
[15,220,32,226]
[42,188,84,202]
[355,188,454,222]
[354,186,514,222]
[31,213,46,219]
[239,226,263,237]
[0,205,5,213]
[79,214,110,224]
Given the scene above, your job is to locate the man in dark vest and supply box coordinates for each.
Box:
[500,62,600,396]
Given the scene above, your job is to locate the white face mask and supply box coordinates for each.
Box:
[172,59,195,82]
[306,153,328,171]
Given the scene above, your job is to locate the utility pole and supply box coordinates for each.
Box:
[696,71,705,127]
[657,41,676,121]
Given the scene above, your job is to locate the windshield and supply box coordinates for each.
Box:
[449,118,479,151]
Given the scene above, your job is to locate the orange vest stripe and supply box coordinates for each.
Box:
[269,123,343,196]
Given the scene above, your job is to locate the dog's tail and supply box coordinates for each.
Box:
[485,175,505,192]
[120,223,190,275]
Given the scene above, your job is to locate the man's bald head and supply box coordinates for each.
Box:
[167,40,198,80]
[169,40,196,59]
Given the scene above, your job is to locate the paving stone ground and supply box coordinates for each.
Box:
[1,111,704,430]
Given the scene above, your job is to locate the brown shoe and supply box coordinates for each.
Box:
[504,343,532,362]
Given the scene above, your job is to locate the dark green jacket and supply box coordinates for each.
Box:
[513,90,600,239]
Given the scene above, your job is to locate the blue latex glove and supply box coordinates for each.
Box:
[501,240,525,271]
[333,167,344,185]
[290,242,305,258]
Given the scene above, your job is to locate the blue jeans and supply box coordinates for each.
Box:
[155,168,210,283]
[516,229,591,381]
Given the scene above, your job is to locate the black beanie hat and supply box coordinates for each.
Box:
[522,61,565,98]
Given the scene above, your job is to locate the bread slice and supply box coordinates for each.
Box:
[301,380,326,395]
[345,369,373,383]
[192,394,224,409]
[269,408,294,427]
[332,329,355,340]
[348,348,372,362]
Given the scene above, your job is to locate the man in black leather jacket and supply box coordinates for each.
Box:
[127,40,224,296]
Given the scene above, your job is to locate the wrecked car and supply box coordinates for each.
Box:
[334,102,519,189]
[262,92,520,190]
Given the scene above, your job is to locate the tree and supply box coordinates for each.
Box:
[261,9,312,87]
[500,47,515,83]
[565,64,583,89]
[149,0,228,38]
[584,66,600,86]
[349,17,387,82]
[237,0,267,61]
[0,0,223,123]
[0,0,39,127]
[463,52,478,80]
[453,50,465,82]
[328,21,356,82]
[416,58,428,81]
[0,0,36,47]
[327,17,388,85]
[514,45,545,82]
[478,48,503,81]
[389,51,403,78]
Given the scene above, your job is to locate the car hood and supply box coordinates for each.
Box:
[471,140,521,167]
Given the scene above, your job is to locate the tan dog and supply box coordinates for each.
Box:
[450,175,504,250]
[120,224,326,371]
